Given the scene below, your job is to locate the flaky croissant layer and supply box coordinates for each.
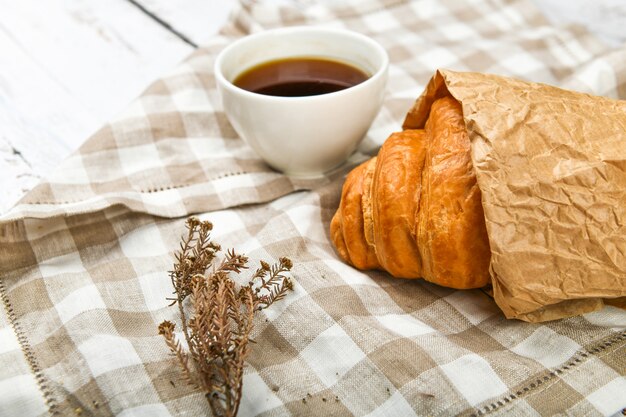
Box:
[330,97,491,289]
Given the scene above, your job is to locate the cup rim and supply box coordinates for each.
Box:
[214,26,389,102]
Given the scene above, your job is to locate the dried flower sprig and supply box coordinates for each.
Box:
[159,217,293,417]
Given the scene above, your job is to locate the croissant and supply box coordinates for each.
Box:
[330,96,491,289]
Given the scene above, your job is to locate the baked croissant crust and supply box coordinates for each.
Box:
[330,96,491,289]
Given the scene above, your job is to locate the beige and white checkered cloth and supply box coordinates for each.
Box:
[1,0,625,416]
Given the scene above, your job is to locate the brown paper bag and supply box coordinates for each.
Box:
[403,69,626,322]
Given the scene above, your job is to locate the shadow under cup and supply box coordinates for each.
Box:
[214,27,389,177]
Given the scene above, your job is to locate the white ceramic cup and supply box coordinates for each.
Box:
[214,26,389,177]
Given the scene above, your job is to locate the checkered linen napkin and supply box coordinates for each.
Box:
[2,0,625,416]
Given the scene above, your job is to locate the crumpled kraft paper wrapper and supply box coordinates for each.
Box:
[403,69,626,322]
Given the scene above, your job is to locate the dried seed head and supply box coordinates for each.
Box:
[280,257,293,270]
[187,217,201,228]
[201,221,213,232]
[158,320,176,335]
[260,260,271,271]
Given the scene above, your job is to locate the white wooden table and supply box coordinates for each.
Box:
[1,0,626,214]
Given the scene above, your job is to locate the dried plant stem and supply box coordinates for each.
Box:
[159,217,293,417]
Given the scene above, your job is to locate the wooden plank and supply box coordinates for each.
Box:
[0,27,98,213]
[0,137,42,215]
[132,0,235,46]
[0,0,195,121]
[0,0,199,213]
